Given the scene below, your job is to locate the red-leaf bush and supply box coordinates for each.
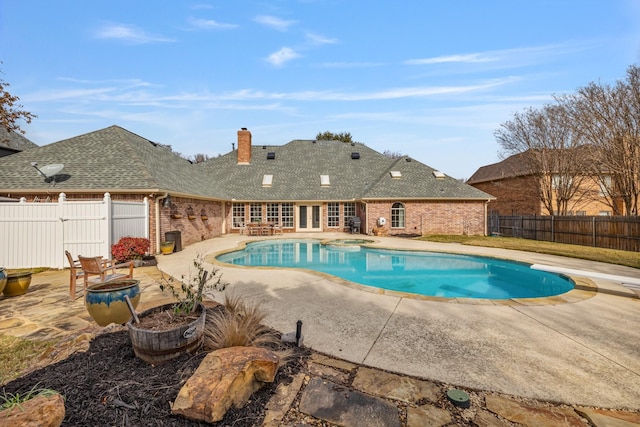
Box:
[112,237,150,263]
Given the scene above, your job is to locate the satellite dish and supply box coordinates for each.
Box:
[38,163,64,178]
[31,162,64,184]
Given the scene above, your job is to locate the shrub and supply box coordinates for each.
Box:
[204,294,279,350]
[159,255,228,314]
[111,237,150,263]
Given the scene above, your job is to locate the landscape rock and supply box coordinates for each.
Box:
[308,362,350,384]
[575,407,640,427]
[352,366,440,404]
[407,403,452,427]
[485,395,588,427]
[0,393,65,427]
[299,377,400,427]
[263,372,306,427]
[171,346,279,423]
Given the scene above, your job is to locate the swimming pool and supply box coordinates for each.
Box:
[216,239,575,299]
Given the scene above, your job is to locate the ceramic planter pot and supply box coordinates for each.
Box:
[85,279,141,326]
[160,241,175,254]
[3,271,32,297]
[127,302,206,365]
[0,268,6,294]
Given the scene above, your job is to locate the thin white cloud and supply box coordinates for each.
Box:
[406,53,496,65]
[94,23,174,44]
[405,43,592,66]
[254,15,296,31]
[186,17,238,30]
[305,32,338,45]
[266,47,301,66]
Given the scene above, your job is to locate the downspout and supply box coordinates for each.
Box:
[361,200,368,235]
[155,192,169,254]
[484,200,489,236]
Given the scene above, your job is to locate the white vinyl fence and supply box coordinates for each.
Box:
[0,193,149,269]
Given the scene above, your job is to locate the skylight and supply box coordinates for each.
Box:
[320,174,330,187]
[390,171,402,179]
[262,174,273,187]
[433,171,446,179]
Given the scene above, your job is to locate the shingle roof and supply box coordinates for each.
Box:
[203,139,493,201]
[0,125,221,197]
[0,126,494,202]
[0,128,38,152]
[466,152,532,184]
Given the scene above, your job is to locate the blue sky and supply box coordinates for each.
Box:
[2,1,639,179]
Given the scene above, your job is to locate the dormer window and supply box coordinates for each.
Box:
[390,171,402,179]
[320,174,330,187]
[262,174,273,187]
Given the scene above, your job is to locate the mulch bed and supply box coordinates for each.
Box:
[3,330,310,426]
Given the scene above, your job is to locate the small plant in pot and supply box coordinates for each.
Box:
[127,255,228,364]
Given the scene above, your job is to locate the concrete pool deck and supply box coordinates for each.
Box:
[157,233,640,410]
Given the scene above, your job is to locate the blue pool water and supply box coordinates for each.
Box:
[216,239,574,299]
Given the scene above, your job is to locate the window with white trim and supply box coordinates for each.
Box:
[281,203,294,227]
[232,203,245,228]
[327,202,340,227]
[343,202,355,226]
[250,203,262,223]
[391,202,405,228]
[266,203,279,223]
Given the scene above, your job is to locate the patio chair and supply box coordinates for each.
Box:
[65,250,85,300]
[272,223,283,235]
[78,255,134,297]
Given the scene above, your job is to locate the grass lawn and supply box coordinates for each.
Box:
[0,335,56,385]
[419,235,640,269]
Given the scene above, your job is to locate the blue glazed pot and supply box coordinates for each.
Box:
[0,268,7,294]
[85,279,141,326]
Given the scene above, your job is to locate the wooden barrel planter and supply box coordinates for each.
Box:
[3,271,33,297]
[85,279,141,326]
[127,302,206,365]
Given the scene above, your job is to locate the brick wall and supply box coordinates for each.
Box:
[470,176,541,215]
[160,196,223,248]
[366,200,487,236]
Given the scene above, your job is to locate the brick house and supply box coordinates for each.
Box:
[0,126,494,252]
[467,152,615,215]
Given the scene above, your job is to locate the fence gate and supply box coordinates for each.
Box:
[0,193,149,269]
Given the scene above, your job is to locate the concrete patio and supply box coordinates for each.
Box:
[1,233,639,416]
[157,233,640,411]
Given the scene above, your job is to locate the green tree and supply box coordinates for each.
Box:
[0,68,36,134]
[315,131,357,143]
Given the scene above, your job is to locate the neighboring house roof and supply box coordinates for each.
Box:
[467,152,533,184]
[203,139,493,201]
[0,125,494,202]
[0,128,38,156]
[0,125,220,198]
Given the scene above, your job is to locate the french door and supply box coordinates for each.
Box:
[297,205,322,231]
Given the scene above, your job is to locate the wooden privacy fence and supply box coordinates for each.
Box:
[489,214,640,252]
[0,193,149,269]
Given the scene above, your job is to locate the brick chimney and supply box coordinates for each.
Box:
[237,128,251,164]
